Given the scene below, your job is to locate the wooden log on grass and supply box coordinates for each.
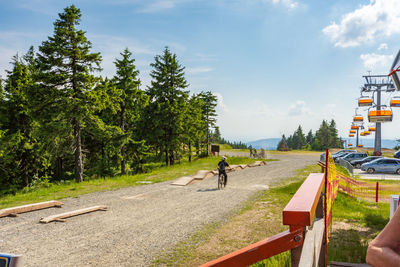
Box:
[0,200,64,218]
[39,205,108,223]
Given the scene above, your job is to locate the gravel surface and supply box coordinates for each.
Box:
[0,153,317,266]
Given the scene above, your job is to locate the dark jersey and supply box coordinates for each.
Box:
[218,160,229,171]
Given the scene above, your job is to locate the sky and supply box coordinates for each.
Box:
[1,0,400,142]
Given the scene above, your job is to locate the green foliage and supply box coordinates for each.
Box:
[36,5,102,183]
[0,5,224,197]
[279,120,342,151]
[277,134,290,151]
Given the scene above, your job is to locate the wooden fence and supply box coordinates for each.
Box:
[199,173,326,267]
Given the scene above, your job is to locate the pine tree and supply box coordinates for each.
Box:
[145,47,189,166]
[197,91,217,156]
[306,130,314,145]
[36,5,102,182]
[277,134,290,151]
[113,48,146,174]
[0,51,46,188]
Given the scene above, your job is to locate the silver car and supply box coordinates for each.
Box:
[361,158,400,174]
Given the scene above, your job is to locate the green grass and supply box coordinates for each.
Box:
[0,156,270,209]
[327,192,389,263]
[152,164,321,267]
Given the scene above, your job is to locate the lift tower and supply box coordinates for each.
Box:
[362,75,395,155]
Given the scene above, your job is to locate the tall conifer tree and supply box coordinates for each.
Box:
[145,47,188,166]
[36,5,102,182]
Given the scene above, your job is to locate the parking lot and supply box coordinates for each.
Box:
[354,168,400,180]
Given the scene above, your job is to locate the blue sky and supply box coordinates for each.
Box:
[1,0,400,143]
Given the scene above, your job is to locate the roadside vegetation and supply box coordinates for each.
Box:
[152,164,390,266]
[0,156,267,209]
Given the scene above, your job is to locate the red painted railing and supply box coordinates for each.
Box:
[199,173,326,267]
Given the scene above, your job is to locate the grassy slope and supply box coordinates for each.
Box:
[0,156,266,209]
[152,164,320,267]
[153,163,391,266]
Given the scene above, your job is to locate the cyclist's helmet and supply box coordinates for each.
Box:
[222,156,226,160]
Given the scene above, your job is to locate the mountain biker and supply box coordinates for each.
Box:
[218,156,229,186]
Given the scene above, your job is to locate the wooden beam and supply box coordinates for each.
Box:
[199,227,304,267]
[39,205,107,223]
[0,200,64,218]
[297,218,325,267]
[282,173,324,227]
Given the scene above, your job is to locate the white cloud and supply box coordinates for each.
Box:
[360,53,394,72]
[270,0,299,10]
[378,43,388,51]
[287,100,312,116]
[186,67,213,74]
[323,0,400,48]
[214,92,229,113]
[137,0,188,13]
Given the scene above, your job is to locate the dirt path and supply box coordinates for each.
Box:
[0,153,317,266]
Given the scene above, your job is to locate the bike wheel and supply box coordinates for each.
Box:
[218,174,224,190]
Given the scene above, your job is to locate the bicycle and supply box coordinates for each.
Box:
[218,172,226,190]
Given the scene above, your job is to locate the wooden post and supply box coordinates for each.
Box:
[376,182,379,203]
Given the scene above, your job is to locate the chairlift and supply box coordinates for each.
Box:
[368,109,393,123]
[368,127,376,131]
[349,134,354,137]
[360,132,365,136]
[390,96,400,107]
[353,115,364,122]
[357,144,364,147]
[348,144,353,147]
[358,96,373,107]
[363,131,371,135]
[349,130,356,134]
[351,125,359,130]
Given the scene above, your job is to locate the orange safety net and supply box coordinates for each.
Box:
[337,174,400,203]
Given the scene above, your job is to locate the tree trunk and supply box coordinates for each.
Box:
[188,141,192,162]
[56,157,63,180]
[120,105,126,175]
[73,119,83,183]
[169,150,175,166]
[165,148,169,166]
[22,153,28,187]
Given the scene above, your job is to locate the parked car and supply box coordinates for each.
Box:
[394,150,400,158]
[333,151,357,162]
[320,149,357,162]
[350,156,383,169]
[361,158,400,174]
[338,152,368,164]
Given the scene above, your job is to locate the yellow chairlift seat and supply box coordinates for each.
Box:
[360,132,365,136]
[349,130,356,133]
[368,127,376,131]
[349,134,354,137]
[348,144,353,147]
[368,110,393,123]
[358,97,373,107]
[363,131,371,135]
[357,144,364,147]
[390,97,400,107]
[351,125,359,129]
[353,116,364,122]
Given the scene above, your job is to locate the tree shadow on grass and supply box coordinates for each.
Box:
[364,213,389,229]
[328,227,375,264]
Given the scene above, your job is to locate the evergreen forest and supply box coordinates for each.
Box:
[277,120,343,151]
[0,5,221,194]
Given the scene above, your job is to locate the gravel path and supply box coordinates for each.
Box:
[1,153,318,266]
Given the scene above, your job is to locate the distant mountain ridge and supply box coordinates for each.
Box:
[247,138,399,150]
